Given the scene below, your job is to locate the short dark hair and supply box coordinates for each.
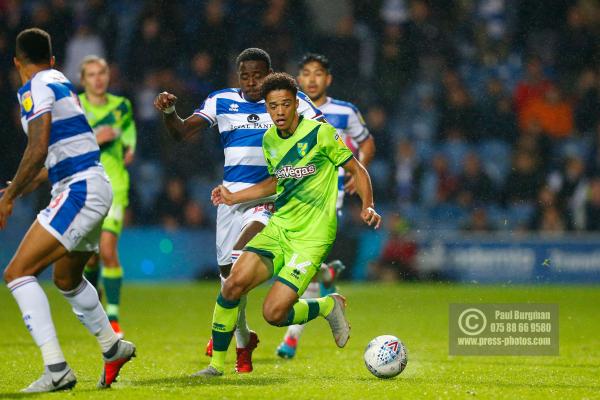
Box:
[261,72,298,100]
[236,48,271,70]
[16,28,52,64]
[299,53,331,72]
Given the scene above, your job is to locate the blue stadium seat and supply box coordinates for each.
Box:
[478,139,512,185]
[441,140,472,175]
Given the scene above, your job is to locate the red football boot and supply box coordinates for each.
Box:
[235,331,259,373]
[205,338,213,357]
[98,340,136,388]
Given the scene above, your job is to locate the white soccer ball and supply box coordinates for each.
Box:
[363,335,408,379]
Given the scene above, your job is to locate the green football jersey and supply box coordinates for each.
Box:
[263,116,353,243]
[79,93,136,198]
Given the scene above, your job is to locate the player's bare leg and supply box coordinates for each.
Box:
[194,251,271,377]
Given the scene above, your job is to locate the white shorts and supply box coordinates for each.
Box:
[216,202,274,266]
[37,171,112,252]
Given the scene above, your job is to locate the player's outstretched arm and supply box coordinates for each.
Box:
[154,91,208,141]
[0,113,51,229]
[211,177,277,206]
[345,136,376,194]
[343,157,382,229]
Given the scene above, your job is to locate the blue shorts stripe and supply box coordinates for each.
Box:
[223,165,270,184]
[48,150,100,184]
[50,115,94,145]
[338,175,344,190]
[49,180,87,235]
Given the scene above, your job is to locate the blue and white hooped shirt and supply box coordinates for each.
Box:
[194,88,323,196]
[17,69,101,186]
[319,97,371,209]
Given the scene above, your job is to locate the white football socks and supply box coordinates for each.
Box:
[60,278,118,353]
[285,281,321,340]
[8,276,66,366]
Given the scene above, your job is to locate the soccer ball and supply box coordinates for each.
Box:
[363,335,408,379]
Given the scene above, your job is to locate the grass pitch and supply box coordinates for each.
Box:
[0,282,599,399]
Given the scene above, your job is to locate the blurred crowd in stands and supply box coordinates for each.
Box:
[1,0,600,239]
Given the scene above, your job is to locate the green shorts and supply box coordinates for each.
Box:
[101,190,128,236]
[244,222,333,295]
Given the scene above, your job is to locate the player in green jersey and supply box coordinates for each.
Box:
[194,73,381,376]
[79,56,137,338]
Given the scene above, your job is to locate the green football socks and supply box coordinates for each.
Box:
[282,296,335,326]
[102,266,123,322]
[210,293,240,373]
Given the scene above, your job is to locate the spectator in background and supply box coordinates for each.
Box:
[556,5,597,81]
[519,83,574,139]
[479,78,518,143]
[586,122,600,176]
[529,186,564,230]
[405,0,453,75]
[374,24,415,109]
[462,208,494,232]
[438,83,480,142]
[513,55,552,116]
[394,140,424,203]
[184,200,211,229]
[539,206,567,234]
[187,52,217,101]
[128,13,175,82]
[584,178,600,231]
[421,153,457,206]
[63,23,105,83]
[456,153,495,208]
[153,176,189,230]
[369,214,418,281]
[574,69,600,135]
[503,151,545,205]
[193,0,230,87]
[555,156,587,213]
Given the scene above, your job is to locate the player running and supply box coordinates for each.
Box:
[276,53,376,359]
[79,55,137,338]
[153,48,324,373]
[0,28,135,393]
[194,72,381,377]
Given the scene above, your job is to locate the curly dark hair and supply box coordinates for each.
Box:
[260,72,298,100]
[236,48,272,70]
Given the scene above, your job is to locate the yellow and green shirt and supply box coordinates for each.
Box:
[79,93,136,203]
[263,117,353,243]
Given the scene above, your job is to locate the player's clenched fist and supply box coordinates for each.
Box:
[154,91,178,112]
[361,206,382,229]
[211,185,235,206]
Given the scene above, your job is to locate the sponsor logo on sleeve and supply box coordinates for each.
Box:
[22,91,33,113]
